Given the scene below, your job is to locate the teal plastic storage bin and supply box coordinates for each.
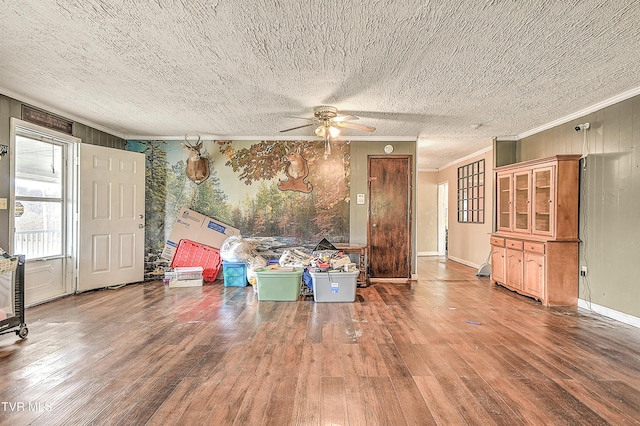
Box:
[255,267,303,301]
[222,261,247,287]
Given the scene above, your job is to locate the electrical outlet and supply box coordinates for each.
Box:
[580,266,588,276]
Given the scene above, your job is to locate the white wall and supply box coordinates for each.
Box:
[416,171,438,255]
[437,148,493,269]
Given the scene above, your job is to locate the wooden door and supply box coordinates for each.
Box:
[490,245,506,283]
[496,172,512,232]
[524,251,544,298]
[78,144,145,292]
[506,248,523,290]
[513,171,531,233]
[368,156,411,280]
[532,166,554,236]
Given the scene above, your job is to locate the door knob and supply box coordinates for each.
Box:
[372,223,377,227]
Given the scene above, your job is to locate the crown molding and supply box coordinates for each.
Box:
[438,145,493,171]
[518,85,640,139]
[0,87,127,139]
[125,134,418,142]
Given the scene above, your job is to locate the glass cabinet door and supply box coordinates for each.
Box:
[532,167,554,235]
[497,174,512,231]
[513,171,531,232]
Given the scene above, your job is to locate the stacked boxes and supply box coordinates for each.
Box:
[222,261,248,287]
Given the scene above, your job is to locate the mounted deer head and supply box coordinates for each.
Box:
[181,135,210,185]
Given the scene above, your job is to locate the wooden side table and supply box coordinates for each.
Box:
[335,245,368,287]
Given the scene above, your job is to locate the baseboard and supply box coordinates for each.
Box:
[417,252,439,257]
[369,278,410,284]
[577,299,640,329]
[446,255,481,270]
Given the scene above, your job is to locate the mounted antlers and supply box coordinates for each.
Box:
[181,135,210,185]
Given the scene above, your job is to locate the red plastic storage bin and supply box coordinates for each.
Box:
[170,239,222,281]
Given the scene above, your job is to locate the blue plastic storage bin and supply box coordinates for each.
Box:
[222,261,247,287]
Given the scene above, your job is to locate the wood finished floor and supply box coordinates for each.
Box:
[1,257,640,425]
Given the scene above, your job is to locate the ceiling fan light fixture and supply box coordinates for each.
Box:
[280,105,374,159]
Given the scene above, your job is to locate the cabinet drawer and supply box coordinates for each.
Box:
[490,237,505,247]
[506,239,524,250]
[524,242,545,254]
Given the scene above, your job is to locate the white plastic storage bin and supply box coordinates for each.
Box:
[309,270,359,302]
[175,266,204,280]
[169,266,203,288]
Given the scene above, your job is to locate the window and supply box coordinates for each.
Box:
[14,131,67,259]
[457,159,485,223]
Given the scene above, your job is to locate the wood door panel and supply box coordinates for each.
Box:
[490,246,505,283]
[506,248,523,290]
[524,251,544,298]
[368,156,411,279]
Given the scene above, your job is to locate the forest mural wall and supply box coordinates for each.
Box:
[126,139,351,278]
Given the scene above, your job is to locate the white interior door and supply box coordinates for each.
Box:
[78,144,145,292]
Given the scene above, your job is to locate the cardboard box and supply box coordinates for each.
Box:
[161,208,240,260]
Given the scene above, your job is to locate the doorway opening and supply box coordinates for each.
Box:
[437,182,448,257]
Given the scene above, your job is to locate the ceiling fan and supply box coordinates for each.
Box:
[280,106,376,156]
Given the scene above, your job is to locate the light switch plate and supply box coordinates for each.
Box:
[357,193,365,205]
[0,198,7,210]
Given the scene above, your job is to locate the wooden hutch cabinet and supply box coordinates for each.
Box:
[490,155,581,306]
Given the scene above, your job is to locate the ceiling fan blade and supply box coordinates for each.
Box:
[336,121,376,132]
[332,115,359,122]
[285,115,315,121]
[280,123,316,132]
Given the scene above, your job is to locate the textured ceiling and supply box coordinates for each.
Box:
[2,0,640,170]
